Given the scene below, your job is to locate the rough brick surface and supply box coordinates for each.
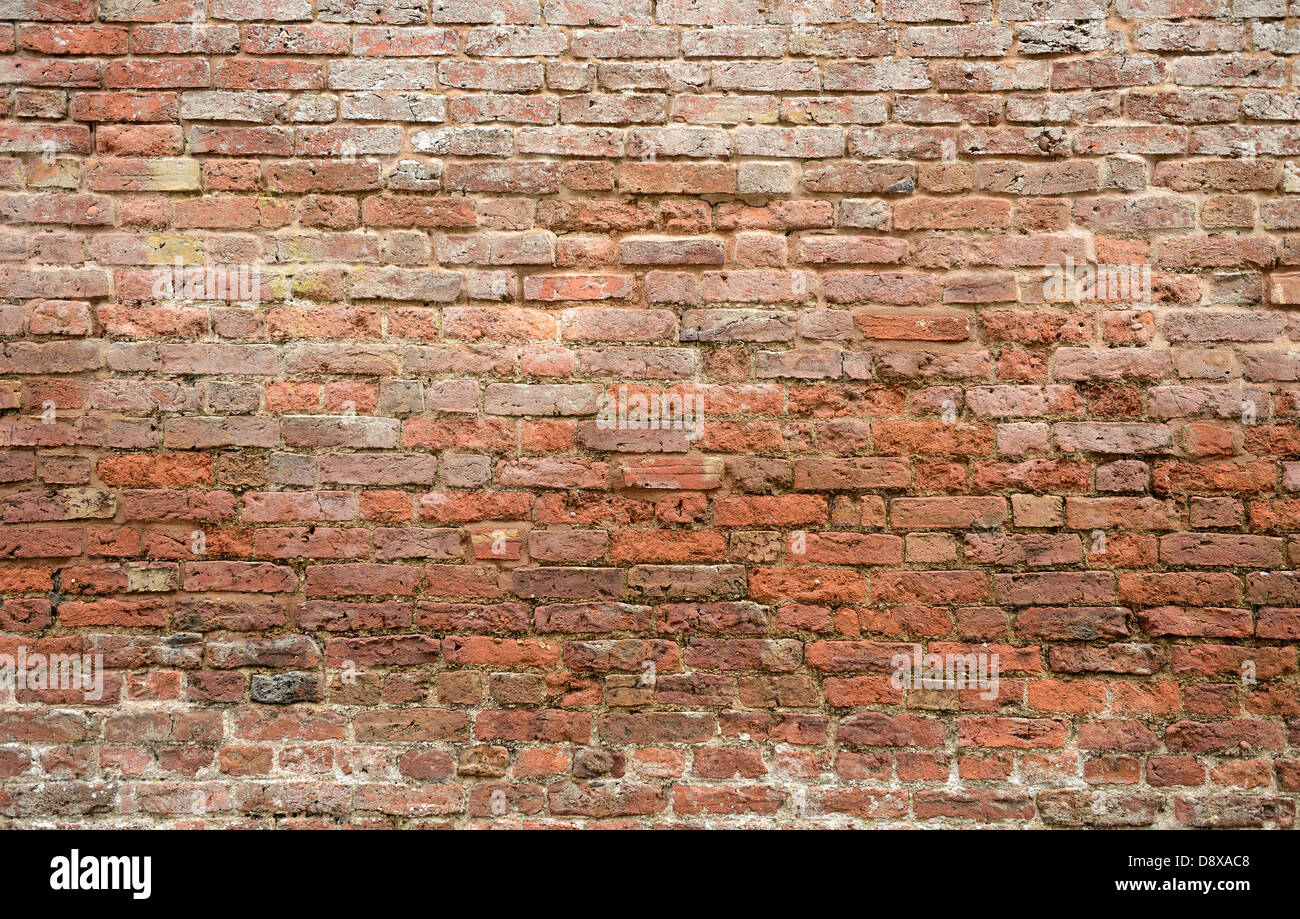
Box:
[1,0,1299,829]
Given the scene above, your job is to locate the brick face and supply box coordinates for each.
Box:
[0,1,1298,830]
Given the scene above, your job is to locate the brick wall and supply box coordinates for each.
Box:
[2,0,1299,828]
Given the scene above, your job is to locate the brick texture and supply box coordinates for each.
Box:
[1,0,1300,828]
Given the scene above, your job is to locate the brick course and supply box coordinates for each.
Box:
[1,0,1299,827]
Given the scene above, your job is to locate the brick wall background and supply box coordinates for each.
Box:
[2,0,1300,828]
